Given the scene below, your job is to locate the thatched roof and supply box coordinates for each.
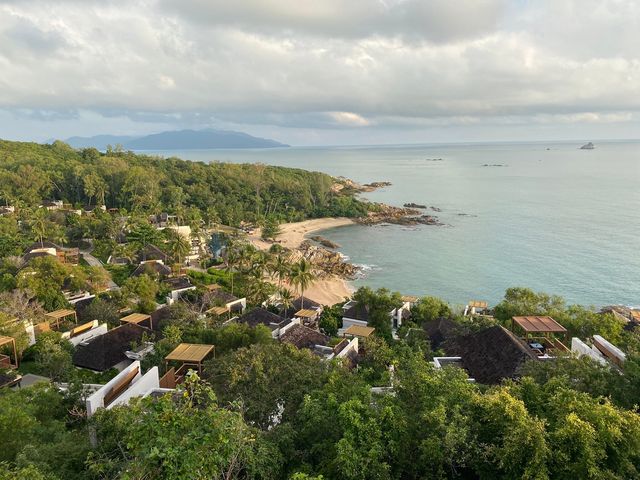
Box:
[423,317,466,350]
[280,324,329,350]
[73,324,152,372]
[444,325,537,385]
[237,308,286,330]
[137,244,171,263]
[283,296,321,318]
[164,276,193,291]
[343,302,370,322]
[132,261,172,278]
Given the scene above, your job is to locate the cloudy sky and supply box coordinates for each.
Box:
[1,0,639,146]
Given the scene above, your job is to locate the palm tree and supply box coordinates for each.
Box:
[269,254,290,290]
[279,288,294,320]
[248,279,272,305]
[127,222,161,261]
[289,258,314,309]
[30,208,48,247]
[168,232,191,267]
[223,243,240,295]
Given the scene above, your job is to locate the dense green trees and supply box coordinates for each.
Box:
[352,287,403,341]
[89,377,282,480]
[0,140,369,225]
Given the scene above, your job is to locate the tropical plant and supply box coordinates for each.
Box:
[289,258,314,309]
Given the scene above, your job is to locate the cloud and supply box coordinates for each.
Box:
[328,112,371,127]
[159,0,507,43]
[0,0,638,143]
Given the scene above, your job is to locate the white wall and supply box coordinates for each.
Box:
[86,361,142,417]
[66,323,108,347]
[109,367,160,409]
[341,317,368,330]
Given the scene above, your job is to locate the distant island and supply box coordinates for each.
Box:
[580,142,595,150]
[63,128,289,150]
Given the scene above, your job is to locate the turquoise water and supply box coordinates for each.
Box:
[147,141,640,307]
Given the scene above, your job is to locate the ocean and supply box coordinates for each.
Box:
[146,141,640,307]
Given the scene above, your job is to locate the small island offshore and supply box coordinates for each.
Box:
[0,139,639,480]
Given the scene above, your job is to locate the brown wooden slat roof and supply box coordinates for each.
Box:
[468,300,488,308]
[513,316,567,333]
[206,306,229,316]
[0,335,15,348]
[344,325,375,338]
[401,295,419,303]
[120,313,151,324]
[165,343,214,363]
[295,309,317,318]
[46,309,76,319]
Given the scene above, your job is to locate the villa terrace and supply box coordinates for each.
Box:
[161,343,214,388]
[511,315,569,357]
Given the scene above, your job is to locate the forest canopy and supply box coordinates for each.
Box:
[0,140,369,225]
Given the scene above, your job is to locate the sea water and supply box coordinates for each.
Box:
[147,141,640,307]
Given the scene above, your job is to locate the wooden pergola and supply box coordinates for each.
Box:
[0,336,18,369]
[343,325,376,339]
[468,300,488,309]
[46,309,77,329]
[511,316,569,351]
[401,295,419,303]
[295,308,318,319]
[205,306,229,317]
[120,313,153,330]
[165,343,215,375]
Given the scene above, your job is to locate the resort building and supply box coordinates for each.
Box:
[22,241,80,265]
[235,308,294,338]
[436,325,538,384]
[73,323,154,372]
[85,361,173,417]
[572,335,626,368]
[161,343,215,388]
[510,315,569,357]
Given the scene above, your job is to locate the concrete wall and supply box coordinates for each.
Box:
[109,367,160,409]
[341,317,368,330]
[62,321,108,346]
[86,361,142,417]
[571,337,607,365]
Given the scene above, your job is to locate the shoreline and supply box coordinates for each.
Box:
[248,217,356,250]
[248,217,357,306]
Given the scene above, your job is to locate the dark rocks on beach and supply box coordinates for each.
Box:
[403,202,427,209]
[362,181,392,191]
[309,235,341,249]
[580,142,595,150]
[430,206,442,212]
[295,241,359,278]
[425,158,444,161]
[482,164,507,167]
[357,203,445,227]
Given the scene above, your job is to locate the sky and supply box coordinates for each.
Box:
[0,0,639,146]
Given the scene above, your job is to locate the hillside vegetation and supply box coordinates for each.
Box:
[0,140,368,225]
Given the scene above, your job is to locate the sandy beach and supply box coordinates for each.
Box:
[248,217,356,305]
[249,217,355,250]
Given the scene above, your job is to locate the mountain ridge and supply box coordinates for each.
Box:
[62,128,288,150]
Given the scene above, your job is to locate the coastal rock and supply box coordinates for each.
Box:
[425,158,444,161]
[357,203,445,226]
[310,235,341,249]
[293,241,359,279]
[333,177,391,193]
[482,164,507,167]
[430,206,442,212]
[580,142,595,150]
[403,202,427,209]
